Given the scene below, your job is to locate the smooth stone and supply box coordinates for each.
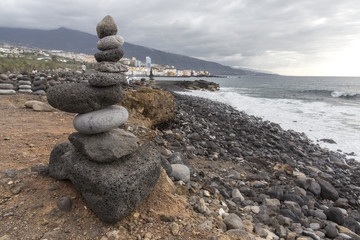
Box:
[73,105,128,134]
[57,196,72,212]
[96,15,118,39]
[97,35,124,51]
[25,100,53,112]
[308,181,321,195]
[88,72,127,87]
[0,83,13,89]
[18,80,31,85]
[232,188,245,201]
[93,61,128,73]
[68,129,139,163]
[0,73,8,80]
[49,141,161,223]
[325,224,338,238]
[325,207,344,225]
[0,79,12,84]
[95,47,124,62]
[47,83,124,113]
[223,213,244,230]
[283,194,304,206]
[318,178,339,201]
[32,90,46,95]
[0,89,16,95]
[18,85,32,89]
[169,164,190,183]
[31,84,46,91]
[310,222,321,231]
[344,217,360,234]
[18,89,32,93]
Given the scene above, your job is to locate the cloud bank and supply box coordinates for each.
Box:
[1,0,360,75]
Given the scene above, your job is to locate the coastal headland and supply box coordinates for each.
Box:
[0,79,360,239]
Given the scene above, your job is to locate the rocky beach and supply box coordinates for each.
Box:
[0,83,360,239]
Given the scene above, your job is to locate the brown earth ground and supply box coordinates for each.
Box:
[0,94,240,240]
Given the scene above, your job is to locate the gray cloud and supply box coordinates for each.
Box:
[1,0,360,75]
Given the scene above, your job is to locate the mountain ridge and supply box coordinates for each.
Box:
[0,27,270,75]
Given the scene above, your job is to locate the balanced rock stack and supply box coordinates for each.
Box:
[17,74,33,93]
[0,73,16,95]
[31,74,47,95]
[47,15,161,223]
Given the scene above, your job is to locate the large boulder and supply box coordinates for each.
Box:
[49,141,161,223]
[122,88,175,127]
[68,129,139,163]
[47,82,124,113]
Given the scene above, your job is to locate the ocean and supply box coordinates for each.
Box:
[159,75,360,161]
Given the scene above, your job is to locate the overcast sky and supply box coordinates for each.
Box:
[1,0,360,76]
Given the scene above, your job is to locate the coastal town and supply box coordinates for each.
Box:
[0,43,211,77]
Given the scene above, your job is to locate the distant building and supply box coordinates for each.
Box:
[146,56,151,68]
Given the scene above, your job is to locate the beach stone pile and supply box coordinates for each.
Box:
[17,74,32,94]
[0,74,15,95]
[31,74,47,95]
[47,15,161,223]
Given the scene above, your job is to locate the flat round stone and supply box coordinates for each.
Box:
[95,47,124,62]
[47,82,124,113]
[88,72,127,87]
[93,62,128,73]
[0,89,16,95]
[19,85,32,89]
[68,129,139,163]
[18,89,32,93]
[73,105,128,134]
[96,15,118,39]
[97,35,124,51]
[0,83,14,89]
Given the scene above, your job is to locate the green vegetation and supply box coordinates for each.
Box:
[0,55,84,73]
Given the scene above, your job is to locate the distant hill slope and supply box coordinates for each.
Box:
[0,27,269,75]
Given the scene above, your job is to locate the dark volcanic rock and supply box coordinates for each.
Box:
[47,82,124,113]
[88,72,127,87]
[49,141,161,223]
[317,178,339,201]
[68,129,139,163]
[93,61,128,73]
[344,217,360,234]
[325,224,338,238]
[96,15,118,39]
[57,196,72,212]
[282,194,304,206]
[94,47,124,62]
[325,207,344,225]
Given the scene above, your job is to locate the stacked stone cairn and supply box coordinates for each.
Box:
[0,73,16,95]
[31,74,47,95]
[46,15,161,223]
[17,74,33,93]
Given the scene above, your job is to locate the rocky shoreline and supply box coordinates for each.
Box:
[152,91,360,239]
[1,82,360,239]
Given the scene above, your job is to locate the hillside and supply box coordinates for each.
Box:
[0,27,268,76]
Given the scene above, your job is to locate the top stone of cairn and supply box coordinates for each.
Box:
[96,15,118,39]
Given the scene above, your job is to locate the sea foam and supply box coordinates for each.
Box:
[179,88,360,161]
